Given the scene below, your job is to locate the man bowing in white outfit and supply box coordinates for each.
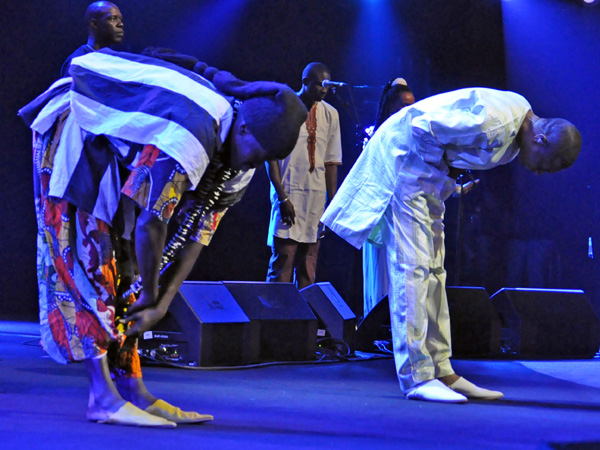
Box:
[321,87,581,403]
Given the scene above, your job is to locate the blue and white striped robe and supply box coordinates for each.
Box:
[21,48,253,226]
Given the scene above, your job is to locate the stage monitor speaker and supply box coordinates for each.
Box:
[446,286,502,358]
[300,282,356,346]
[223,281,318,362]
[539,441,600,449]
[138,281,253,367]
[353,296,391,352]
[354,287,502,357]
[490,288,600,358]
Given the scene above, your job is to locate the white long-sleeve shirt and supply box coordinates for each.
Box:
[321,87,531,249]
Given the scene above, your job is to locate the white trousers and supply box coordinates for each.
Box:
[381,187,455,392]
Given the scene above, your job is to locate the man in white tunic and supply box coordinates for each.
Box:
[321,88,581,403]
[266,62,342,288]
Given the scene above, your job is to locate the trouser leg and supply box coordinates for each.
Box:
[424,266,453,379]
[71,209,143,378]
[266,237,298,283]
[423,192,453,379]
[384,192,453,392]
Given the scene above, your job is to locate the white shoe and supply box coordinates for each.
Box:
[405,379,468,403]
[448,377,504,400]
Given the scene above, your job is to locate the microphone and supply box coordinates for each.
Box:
[321,80,347,88]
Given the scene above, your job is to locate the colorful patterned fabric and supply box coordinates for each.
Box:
[34,111,140,377]
[122,144,192,223]
[189,210,228,246]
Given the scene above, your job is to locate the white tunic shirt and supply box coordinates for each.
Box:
[321,88,531,249]
[268,100,342,244]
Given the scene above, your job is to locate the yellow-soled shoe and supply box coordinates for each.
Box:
[145,399,214,424]
[88,401,177,428]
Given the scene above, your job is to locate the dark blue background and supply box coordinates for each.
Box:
[1,0,597,320]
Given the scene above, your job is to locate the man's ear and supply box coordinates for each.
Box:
[235,108,249,134]
[302,77,310,87]
[240,123,250,135]
[534,134,548,145]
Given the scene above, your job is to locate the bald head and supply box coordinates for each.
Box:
[85,2,117,22]
[302,62,330,82]
[541,118,582,170]
[299,62,331,106]
[518,115,582,174]
[85,1,123,49]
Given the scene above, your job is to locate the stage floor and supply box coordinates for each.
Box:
[2,321,600,449]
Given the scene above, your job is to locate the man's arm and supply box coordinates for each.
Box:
[321,105,342,237]
[320,163,339,238]
[124,238,204,337]
[410,90,531,170]
[325,163,338,202]
[324,106,342,202]
[119,209,169,336]
[267,160,295,226]
[134,209,168,309]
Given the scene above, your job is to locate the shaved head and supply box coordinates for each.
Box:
[85,1,118,24]
[302,62,330,83]
[299,62,331,105]
[518,116,582,174]
[542,118,582,170]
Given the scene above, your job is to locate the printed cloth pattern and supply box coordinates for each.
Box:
[35,111,140,377]
[122,144,192,223]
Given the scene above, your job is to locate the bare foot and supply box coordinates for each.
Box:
[115,377,157,410]
[86,392,127,422]
[438,374,461,386]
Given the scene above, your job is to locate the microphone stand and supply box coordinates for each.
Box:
[329,84,369,316]
[329,84,369,141]
[454,172,465,286]
[453,170,476,286]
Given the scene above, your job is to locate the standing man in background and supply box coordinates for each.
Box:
[266,62,342,289]
[61,1,124,77]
